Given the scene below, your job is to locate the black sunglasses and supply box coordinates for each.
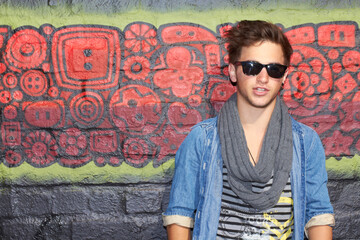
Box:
[234,61,288,79]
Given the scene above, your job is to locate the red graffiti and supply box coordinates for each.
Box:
[154,46,204,98]
[51,26,121,90]
[0,22,359,168]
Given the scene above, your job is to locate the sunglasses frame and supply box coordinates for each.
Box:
[234,60,288,79]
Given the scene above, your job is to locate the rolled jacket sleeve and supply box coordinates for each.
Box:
[162,214,194,228]
[304,213,335,237]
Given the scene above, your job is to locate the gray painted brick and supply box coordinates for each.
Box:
[327,180,342,203]
[333,210,360,239]
[1,218,40,240]
[161,186,171,212]
[334,181,360,211]
[32,215,72,240]
[0,189,12,217]
[125,188,163,214]
[12,189,52,217]
[138,216,167,240]
[71,215,165,240]
[52,188,88,215]
[88,188,122,215]
[72,217,140,240]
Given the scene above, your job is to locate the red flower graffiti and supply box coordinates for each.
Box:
[59,128,88,156]
[323,130,353,156]
[123,56,150,80]
[23,130,58,166]
[154,47,204,98]
[122,137,153,167]
[109,85,162,135]
[283,46,332,116]
[124,23,158,53]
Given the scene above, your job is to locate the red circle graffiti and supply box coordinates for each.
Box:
[124,23,158,53]
[5,29,47,69]
[0,63,6,74]
[0,90,11,104]
[123,56,150,80]
[327,49,339,60]
[48,86,59,98]
[20,70,48,96]
[283,45,332,116]
[122,138,150,166]
[109,85,162,135]
[23,130,58,166]
[342,50,360,72]
[3,105,17,119]
[3,73,18,88]
[5,150,22,165]
[13,90,23,101]
[69,92,104,127]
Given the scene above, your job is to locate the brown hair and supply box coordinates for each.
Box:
[225,20,293,66]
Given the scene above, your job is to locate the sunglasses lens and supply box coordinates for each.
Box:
[267,64,287,78]
[242,62,263,76]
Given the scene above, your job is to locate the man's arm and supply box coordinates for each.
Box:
[307,225,332,240]
[167,224,191,240]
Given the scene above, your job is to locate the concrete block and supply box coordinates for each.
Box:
[52,188,88,214]
[0,189,12,217]
[72,217,140,240]
[335,181,360,211]
[88,188,122,215]
[13,189,52,217]
[1,218,40,240]
[125,188,163,214]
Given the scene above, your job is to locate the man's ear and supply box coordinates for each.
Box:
[228,63,237,84]
[282,69,289,85]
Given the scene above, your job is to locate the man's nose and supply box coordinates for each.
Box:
[256,67,269,84]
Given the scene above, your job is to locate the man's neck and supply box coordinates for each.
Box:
[237,96,277,164]
[237,98,276,130]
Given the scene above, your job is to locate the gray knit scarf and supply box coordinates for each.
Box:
[218,93,293,211]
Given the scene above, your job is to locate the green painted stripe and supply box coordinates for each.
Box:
[0,159,175,184]
[0,6,359,29]
[326,155,360,180]
[1,155,359,183]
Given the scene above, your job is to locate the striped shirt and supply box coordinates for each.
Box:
[216,165,294,240]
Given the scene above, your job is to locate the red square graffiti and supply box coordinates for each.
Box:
[1,122,21,146]
[51,26,121,90]
[318,24,356,47]
[90,130,118,153]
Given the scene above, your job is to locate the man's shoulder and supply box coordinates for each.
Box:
[291,117,320,138]
[192,116,218,130]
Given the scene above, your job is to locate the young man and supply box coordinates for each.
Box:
[163,20,334,239]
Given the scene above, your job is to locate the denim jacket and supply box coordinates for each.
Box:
[163,116,334,239]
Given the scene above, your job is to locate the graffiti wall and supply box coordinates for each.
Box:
[0,21,359,183]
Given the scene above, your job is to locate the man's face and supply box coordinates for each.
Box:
[228,41,287,110]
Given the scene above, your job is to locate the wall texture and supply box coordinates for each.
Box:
[0,1,360,239]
